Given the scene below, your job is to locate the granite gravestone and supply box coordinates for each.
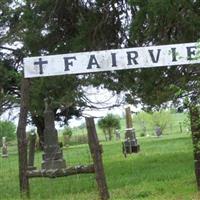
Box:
[41,99,66,170]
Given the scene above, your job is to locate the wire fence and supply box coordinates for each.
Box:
[70,122,191,142]
[0,139,95,199]
[0,119,191,199]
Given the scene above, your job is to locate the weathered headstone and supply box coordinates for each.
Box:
[28,129,36,170]
[122,107,140,156]
[2,137,8,158]
[41,99,66,170]
[155,126,162,137]
[115,129,121,140]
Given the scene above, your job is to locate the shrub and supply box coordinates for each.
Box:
[0,120,16,142]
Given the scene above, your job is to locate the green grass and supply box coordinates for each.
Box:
[0,133,199,200]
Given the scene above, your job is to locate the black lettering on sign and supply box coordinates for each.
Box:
[127,51,138,65]
[171,48,177,62]
[34,58,48,74]
[63,56,76,71]
[187,46,196,60]
[87,55,100,69]
[148,49,161,63]
[111,53,117,67]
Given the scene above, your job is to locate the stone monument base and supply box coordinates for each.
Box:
[28,166,37,170]
[2,147,8,158]
[42,158,66,170]
[2,154,8,158]
[41,149,66,170]
[122,140,140,156]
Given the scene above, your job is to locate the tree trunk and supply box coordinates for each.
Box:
[189,104,200,190]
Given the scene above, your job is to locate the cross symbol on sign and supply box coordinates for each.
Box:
[34,58,48,74]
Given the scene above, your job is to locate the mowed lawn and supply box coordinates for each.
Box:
[0,134,199,200]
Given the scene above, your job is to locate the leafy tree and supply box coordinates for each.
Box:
[135,111,172,136]
[92,0,200,111]
[0,120,16,142]
[0,0,131,148]
[125,0,200,188]
[98,114,120,141]
[124,0,200,108]
[151,111,172,135]
[0,58,21,115]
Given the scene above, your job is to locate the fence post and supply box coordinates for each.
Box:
[85,117,109,200]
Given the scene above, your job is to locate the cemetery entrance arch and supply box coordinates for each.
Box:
[17,42,200,199]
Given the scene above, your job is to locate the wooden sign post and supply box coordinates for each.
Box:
[86,117,109,200]
[16,78,30,197]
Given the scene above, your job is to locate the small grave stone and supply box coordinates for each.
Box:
[155,126,162,137]
[2,137,8,158]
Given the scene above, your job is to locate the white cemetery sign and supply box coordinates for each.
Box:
[24,42,200,78]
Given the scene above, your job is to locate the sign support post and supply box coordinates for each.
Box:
[86,117,110,200]
[16,78,30,197]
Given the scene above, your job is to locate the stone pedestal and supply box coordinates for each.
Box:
[41,100,66,170]
[122,107,140,155]
[125,127,136,140]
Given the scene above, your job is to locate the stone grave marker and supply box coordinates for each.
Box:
[122,107,140,156]
[2,137,8,158]
[155,126,162,137]
[41,99,66,170]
